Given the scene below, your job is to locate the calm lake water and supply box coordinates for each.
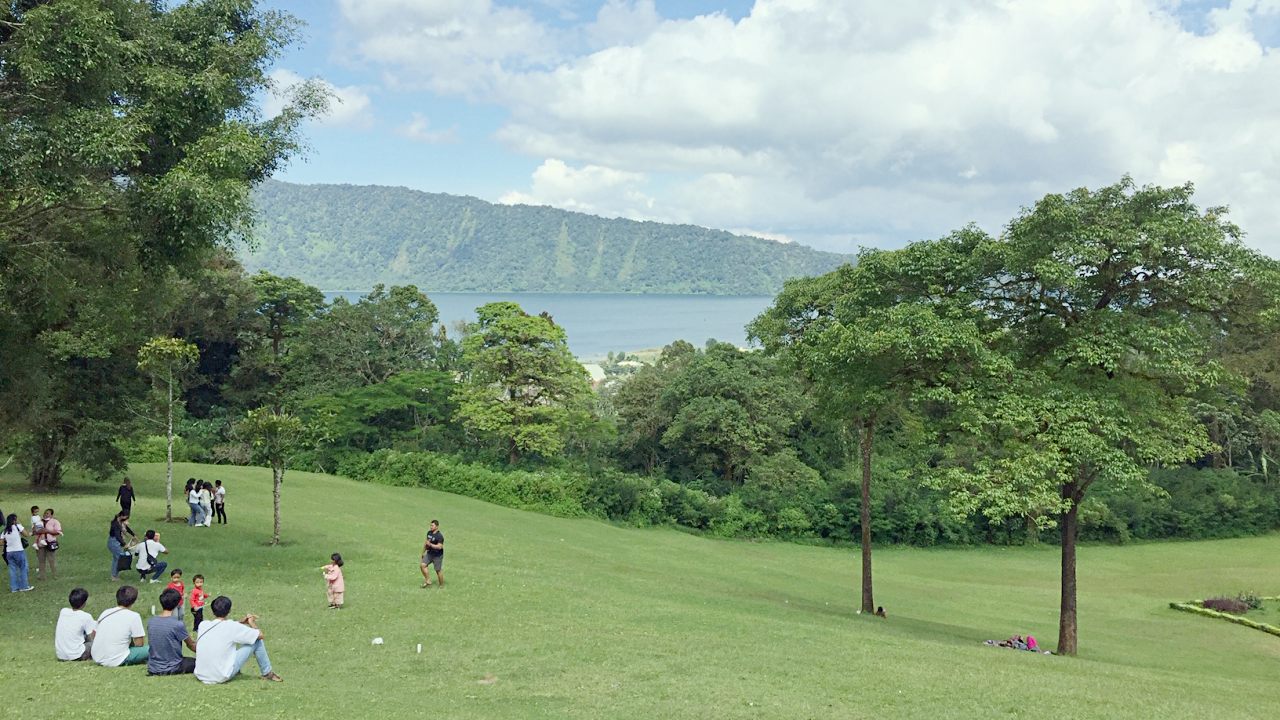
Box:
[327,292,774,359]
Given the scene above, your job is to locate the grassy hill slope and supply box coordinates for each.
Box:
[2,463,1277,719]
[242,181,852,294]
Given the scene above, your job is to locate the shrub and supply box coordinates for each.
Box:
[341,449,589,518]
[1236,592,1263,610]
[1202,597,1249,614]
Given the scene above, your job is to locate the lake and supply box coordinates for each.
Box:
[327,292,774,359]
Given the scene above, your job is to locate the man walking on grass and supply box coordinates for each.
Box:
[420,519,444,588]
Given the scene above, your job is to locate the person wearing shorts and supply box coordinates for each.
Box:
[420,520,444,588]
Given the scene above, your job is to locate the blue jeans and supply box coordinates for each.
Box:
[6,550,29,590]
[108,538,126,578]
[141,560,168,582]
[188,502,200,525]
[231,638,273,679]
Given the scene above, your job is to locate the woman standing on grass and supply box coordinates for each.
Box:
[185,478,199,525]
[37,508,61,580]
[107,511,135,581]
[3,513,33,592]
[197,481,213,528]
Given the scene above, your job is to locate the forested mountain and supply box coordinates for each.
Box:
[243,181,851,294]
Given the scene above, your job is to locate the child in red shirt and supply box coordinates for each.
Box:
[189,574,209,631]
[165,568,185,612]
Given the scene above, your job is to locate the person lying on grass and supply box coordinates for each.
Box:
[985,635,1039,651]
[194,595,282,684]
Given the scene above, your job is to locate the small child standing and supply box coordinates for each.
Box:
[189,574,209,631]
[166,568,185,613]
[321,553,345,609]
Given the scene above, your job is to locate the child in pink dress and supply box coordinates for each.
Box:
[321,553,345,609]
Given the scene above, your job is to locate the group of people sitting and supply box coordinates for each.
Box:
[55,585,282,683]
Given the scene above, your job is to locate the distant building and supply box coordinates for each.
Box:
[582,363,607,388]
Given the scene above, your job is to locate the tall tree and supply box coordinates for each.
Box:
[290,284,442,397]
[238,407,305,545]
[934,178,1260,655]
[0,0,324,486]
[137,337,200,521]
[457,302,593,464]
[750,232,993,614]
[657,342,809,493]
[230,272,324,410]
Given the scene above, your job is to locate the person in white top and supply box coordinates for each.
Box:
[135,529,169,583]
[3,513,32,592]
[213,480,227,525]
[91,585,148,666]
[197,482,213,527]
[186,478,200,525]
[55,587,97,661]
[195,595,283,684]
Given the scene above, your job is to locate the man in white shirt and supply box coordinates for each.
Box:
[54,587,97,661]
[91,585,148,666]
[135,529,169,583]
[195,595,283,684]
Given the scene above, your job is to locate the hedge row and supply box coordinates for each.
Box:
[338,449,591,518]
[1168,597,1280,638]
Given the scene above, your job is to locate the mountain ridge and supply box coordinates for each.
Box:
[243,180,851,294]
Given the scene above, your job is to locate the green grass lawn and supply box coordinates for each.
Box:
[3,462,1279,719]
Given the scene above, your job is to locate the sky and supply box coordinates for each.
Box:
[260,0,1280,256]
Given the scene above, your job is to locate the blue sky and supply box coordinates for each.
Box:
[260,1,1280,256]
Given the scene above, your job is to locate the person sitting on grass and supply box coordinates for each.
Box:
[194,595,283,684]
[91,585,148,667]
[148,588,197,675]
[54,587,97,661]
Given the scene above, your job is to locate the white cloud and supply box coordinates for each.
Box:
[265,69,374,128]
[498,158,655,219]
[341,0,1280,255]
[587,0,663,49]
[336,0,555,95]
[397,113,458,143]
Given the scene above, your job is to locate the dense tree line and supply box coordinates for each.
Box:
[243,180,851,295]
[0,0,323,489]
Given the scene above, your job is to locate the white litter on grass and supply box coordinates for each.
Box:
[416,644,422,654]
[371,637,384,645]
[151,605,156,615]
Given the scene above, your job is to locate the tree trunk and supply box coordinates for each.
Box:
[1057,483,1080,656]
[858,416,875,614]
[29,432,65,489]
[271,464,283,545]
[165,376,174,521]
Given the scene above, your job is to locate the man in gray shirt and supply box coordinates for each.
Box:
[147,588,196,675]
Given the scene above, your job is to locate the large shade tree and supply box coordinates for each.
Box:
[750,232,995,614]
[934,178,1266,655]
[0,0,324,486]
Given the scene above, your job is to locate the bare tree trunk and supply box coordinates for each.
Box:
[165,376,174,521]
[272,464,283,545]
[1057,483,1080,656]
[859,416,875,614]
[29,431,65,489]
